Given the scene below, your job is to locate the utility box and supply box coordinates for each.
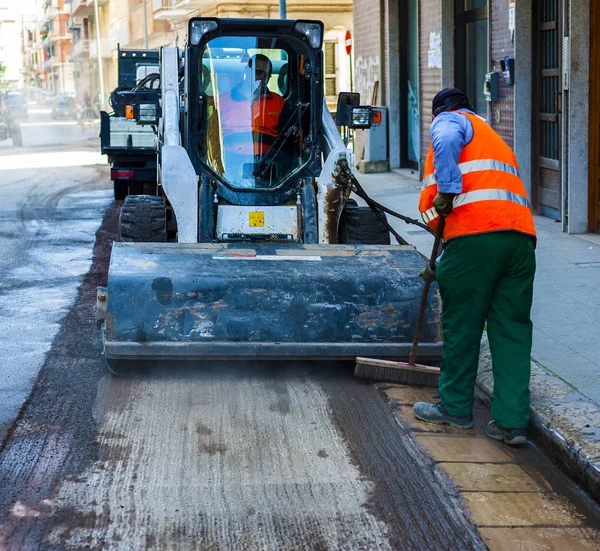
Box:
[358,106,389,173]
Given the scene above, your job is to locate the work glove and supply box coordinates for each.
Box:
[419,263,436,283]
[433,192,455,218]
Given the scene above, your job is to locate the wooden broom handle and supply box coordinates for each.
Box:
[409,218,445,365]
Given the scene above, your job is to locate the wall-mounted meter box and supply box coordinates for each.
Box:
[483,72,499,102]
[500,56,515,85]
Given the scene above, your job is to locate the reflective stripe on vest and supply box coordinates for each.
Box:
[420,188,531,224]
[421,159,519,190]
[418,111,536,241]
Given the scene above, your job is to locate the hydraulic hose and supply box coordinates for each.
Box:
[333,158,435,240]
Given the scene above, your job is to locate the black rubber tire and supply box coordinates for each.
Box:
[338,201,391,245]
[113,180,128,201]
[119,195,167,242]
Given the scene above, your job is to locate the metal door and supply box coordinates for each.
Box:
[535,0,562,219]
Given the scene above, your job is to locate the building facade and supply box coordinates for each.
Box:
[353,0,598,234]
[65,0,353,110]
[0,1,24,88]
[41,0,74,94]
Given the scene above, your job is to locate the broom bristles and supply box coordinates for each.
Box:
[354,357,440,388]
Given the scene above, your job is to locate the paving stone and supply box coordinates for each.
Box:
[438,462,549,492]
[479,527,600,550]
[463,492,585,527]
[414,434,513,463]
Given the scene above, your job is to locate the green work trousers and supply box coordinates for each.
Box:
[436,231,536,428]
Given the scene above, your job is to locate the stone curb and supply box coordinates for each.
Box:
[477,333,600,502]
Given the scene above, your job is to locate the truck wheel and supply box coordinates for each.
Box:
[338,200,391,245]
[119,195,167,242]
[113,180,128,201]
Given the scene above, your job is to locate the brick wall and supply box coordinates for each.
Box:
[353,0,383,104]
[353,0,384,164]
[490,0,516,148]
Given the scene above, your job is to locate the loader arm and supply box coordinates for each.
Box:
[159,47,198,243]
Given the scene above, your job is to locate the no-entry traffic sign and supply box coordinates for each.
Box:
[345,30,352,55]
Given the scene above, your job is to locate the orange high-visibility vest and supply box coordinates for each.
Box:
[218,89,285,155]
[419,111,536,241]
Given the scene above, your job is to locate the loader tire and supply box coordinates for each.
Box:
[119,195,167,243]
[338,200,391,245]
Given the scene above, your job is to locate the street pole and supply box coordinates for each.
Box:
[93,0,105,110]
[279,0,286,19]
[58,34,65,94]
[143,0,149,49]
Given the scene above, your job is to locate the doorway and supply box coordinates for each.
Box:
[534,0,562,220]
[455,0,489,117]
[398,0,419,169]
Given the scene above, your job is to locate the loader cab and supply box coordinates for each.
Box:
[185,18,324,207]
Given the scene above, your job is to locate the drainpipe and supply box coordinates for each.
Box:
[93,0,105,109]
[143,0,149,49]
[279,0,286,19]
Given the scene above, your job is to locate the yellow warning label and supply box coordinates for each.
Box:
[249,211,265,227]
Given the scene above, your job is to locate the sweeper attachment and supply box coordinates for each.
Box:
[96,17,443,370]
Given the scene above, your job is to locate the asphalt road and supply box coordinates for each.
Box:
[0,107,490,549]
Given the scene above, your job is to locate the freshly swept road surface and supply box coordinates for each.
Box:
[0,107,597,550]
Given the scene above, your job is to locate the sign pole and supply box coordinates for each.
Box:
[345,30,353,92]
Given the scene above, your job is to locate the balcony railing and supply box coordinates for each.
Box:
[43,55,64,72]
[71,0,92,16]
[71,39,90,59]
[90,38,114,59]
[153,0,192,20]
[153,0,173,10]
[71,0,109,18]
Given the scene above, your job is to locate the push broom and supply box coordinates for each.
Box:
[354,218,445,387]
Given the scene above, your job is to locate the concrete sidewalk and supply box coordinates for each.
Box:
[358,170,600,499]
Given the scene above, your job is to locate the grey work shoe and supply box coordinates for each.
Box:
[413,402,474,429]
[485,420,527,445]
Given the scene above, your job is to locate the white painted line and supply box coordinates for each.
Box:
[212,255,322,261]
[0,151,107,171]
[20,121,79,127]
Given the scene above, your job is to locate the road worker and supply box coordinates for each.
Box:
[217,54,294,184]
[413,88,537,445]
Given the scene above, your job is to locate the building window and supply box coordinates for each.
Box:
[324,39,338,98]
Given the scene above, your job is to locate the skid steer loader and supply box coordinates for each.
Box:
[96,17,443,370]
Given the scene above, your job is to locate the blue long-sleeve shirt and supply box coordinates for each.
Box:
[430,109,475,194]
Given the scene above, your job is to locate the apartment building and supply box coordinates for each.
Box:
[66,0,353,110]
[0,0,24,88]
[40,0,73,94]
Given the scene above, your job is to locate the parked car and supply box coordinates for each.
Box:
[6,92,28,120]
[51,95,77,120]
[34,88,55,105]
[0,91,23,146]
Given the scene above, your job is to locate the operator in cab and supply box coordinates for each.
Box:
[217,54,295,185]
